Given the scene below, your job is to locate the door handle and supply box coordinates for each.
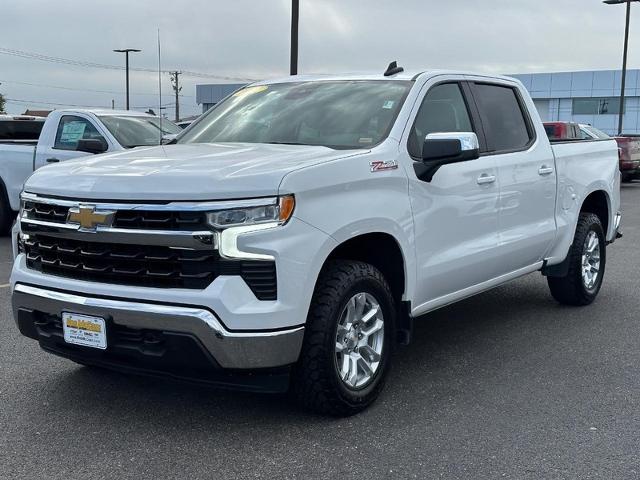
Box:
[46,158,60,163]
[476,173,496,185]
[538,165,554,175]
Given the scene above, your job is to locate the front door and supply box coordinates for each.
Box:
[405,81,502,312]
[35,114,109,169]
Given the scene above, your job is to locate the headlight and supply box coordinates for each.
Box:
[207,195,295,229]
[214,195,295,261]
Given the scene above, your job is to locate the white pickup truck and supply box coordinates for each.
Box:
[0,109,181,232]
[11,67,621,416]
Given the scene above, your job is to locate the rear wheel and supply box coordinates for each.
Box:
[547,212,606,306]
[292,260,395,416]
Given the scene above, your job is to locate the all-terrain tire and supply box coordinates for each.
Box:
[292,260,396,416]
[547,212,606,306]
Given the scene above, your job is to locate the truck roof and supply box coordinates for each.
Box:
[53,109,154,117]
[253,70,521,85]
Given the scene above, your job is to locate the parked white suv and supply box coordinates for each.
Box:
[11,67,621,415]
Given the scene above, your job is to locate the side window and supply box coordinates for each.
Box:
[472,83,533,152]
[408,83,473,158]
[54,115,105,150]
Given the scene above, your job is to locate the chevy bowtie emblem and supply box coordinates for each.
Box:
[67,205,115,231]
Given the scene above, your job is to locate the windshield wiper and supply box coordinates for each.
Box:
[263,141,352,150]
[264,141,308,146]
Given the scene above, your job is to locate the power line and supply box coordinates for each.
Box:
[6,97,176,110]
[0,78,193,97]
[5,98,110,108]
[0,47,256,82]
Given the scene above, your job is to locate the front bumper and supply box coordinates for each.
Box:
[12,283,304,373]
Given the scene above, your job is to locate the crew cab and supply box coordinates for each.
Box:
[10,67,622,416]
[0,109,181,232]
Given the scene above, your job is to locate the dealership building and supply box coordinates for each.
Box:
[195,83,246,113]
[196,69,640,135]
[511,69,640,135]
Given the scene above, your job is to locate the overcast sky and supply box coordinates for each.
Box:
[1,0,638,117]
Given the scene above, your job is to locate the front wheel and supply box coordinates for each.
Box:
[292,260,396,416]
[547,212,606,306]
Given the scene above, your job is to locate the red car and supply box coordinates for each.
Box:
[615,136,640,182]
[543,121,582,141]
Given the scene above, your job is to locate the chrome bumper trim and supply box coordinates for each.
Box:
[12,284,303,369]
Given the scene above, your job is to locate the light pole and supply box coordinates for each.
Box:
[113,48,141,110]
[290,0,299,75]
[603,0,638,135]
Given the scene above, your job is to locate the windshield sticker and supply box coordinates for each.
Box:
[382,100,395,109]
[359,137,373,144]
[232,85,268,99]
[60,121,86,143]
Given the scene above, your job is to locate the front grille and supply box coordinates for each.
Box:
[22,200,208,231]
[113,210,207,231]
[24,234,277,299]
[23,201,70,223]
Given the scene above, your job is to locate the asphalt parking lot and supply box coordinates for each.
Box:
[0,183,638,480]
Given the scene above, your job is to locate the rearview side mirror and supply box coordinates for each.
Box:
[415,132,480,182]
[161,134,177,145]
[76,138,108,155]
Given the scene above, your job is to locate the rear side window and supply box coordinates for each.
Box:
[472,83,533,153]
[408,83,474,158]
[0,120,44,140]
[54,115,105,150]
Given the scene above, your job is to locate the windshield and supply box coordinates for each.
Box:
[178,80,412,149]
[99,116,182,148]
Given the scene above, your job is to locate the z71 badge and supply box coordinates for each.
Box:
[370,160,398,172]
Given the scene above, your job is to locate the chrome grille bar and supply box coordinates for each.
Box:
[21,192,277,212]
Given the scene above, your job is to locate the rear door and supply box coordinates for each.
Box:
[468,80,557,272]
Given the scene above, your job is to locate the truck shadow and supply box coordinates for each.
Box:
[39,273,573,428]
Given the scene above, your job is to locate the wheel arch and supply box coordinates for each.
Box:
[315,229,414,344]
[322,232,409,304]
[579,189,610,237]
[543,188,611,278]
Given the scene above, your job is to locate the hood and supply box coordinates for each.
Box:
[24,143,366,201]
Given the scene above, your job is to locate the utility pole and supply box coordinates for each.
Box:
[290,0,299,75]
[169,71,182,122]
[603,0,639,135]
[113,48,141,110]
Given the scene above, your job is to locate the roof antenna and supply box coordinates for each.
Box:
[157,28,163,145]
[384,61,404,76]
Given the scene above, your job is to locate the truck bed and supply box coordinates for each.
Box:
[546,138,620,264]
